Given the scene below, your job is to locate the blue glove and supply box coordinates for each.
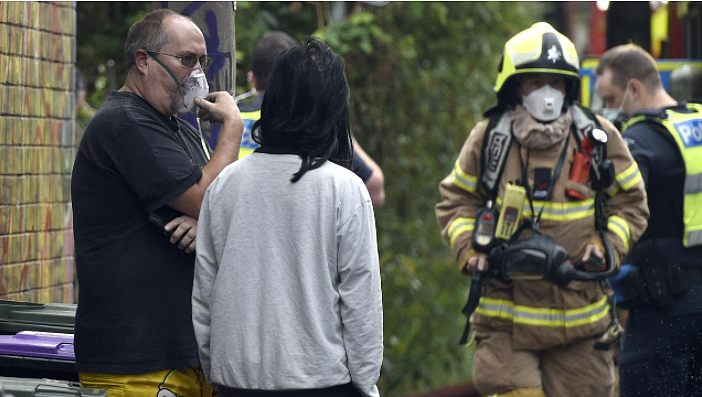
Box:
[608,264,638,303]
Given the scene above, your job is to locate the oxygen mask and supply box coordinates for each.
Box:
[174,69,209,113]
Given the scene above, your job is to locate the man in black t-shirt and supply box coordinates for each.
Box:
[71,9,242,396]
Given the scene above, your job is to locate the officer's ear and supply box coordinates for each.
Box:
[628,78,645,99]
[249,71,259,92]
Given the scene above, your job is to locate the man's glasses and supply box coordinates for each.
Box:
[146,51,213,70]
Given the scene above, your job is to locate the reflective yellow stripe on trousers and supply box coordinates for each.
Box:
[475,295,609,327]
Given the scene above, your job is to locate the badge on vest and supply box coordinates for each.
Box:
[674,119,702,148]
[241,119,259,150]
[533,168,552,200]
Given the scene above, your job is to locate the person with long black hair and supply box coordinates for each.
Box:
[238,31,386,209]
[192,38,383,397]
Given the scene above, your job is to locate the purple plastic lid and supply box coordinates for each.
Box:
[0,331,74,360]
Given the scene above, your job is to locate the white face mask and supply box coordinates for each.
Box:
[602,84,632,126]
[174,70,209,113]
[522,84,565,122]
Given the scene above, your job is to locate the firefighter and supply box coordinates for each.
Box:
[596,44,702,397]
[435,23,649,397]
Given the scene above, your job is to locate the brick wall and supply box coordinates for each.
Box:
[0,2,76,303]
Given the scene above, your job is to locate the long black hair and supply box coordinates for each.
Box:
[252,38,353,183]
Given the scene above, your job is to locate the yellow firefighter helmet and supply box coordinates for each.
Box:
[494,22,580,100]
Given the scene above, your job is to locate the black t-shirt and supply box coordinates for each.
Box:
[623,104,702,315]
[71,91,210,373]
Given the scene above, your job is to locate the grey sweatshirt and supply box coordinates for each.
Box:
[193,152,383,397]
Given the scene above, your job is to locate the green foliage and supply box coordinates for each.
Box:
[313,12,391,55]
[76,2,151,107]
[234,2,318,95]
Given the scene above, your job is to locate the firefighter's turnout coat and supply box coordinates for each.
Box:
[436,108,649,350]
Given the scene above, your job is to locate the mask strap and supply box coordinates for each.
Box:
[195,117,211,161]
[617,84,630,112]
[619,83,642,117]
[620,83,642,116]
[147,53,186,102]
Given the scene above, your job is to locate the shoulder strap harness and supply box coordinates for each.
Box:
[480,104,606,199]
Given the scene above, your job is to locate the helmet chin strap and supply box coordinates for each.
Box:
[147,53,187,107]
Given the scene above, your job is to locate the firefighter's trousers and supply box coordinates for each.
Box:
[472,330,614,397]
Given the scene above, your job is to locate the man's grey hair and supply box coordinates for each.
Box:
[124,9,192,70]
[596,44,662,93]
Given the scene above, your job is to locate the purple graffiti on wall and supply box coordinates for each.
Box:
[162,1,227,147]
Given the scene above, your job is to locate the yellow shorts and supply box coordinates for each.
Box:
[79,366,217,397]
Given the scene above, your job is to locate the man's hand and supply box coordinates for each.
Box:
[466,252,489,274]
[165,215,198,253]
[169,92,243,219]
[195,92,241,125]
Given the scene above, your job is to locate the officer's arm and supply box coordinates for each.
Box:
[355,143,386,209]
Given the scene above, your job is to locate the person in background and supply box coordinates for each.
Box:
[239,31,385,208]
[71,9,242,396]
[436,23,648,397]
[192,38,383,397]
[596,44,702,397]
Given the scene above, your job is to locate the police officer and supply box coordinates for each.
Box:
[596,44,702,397]
[436,23,649,397]
[239,31,386,208]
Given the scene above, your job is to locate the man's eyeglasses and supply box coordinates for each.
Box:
[146,51,213,70]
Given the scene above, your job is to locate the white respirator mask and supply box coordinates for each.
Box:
[522,84,565,122]
[174,70,209,113]
[601,84,636,129]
